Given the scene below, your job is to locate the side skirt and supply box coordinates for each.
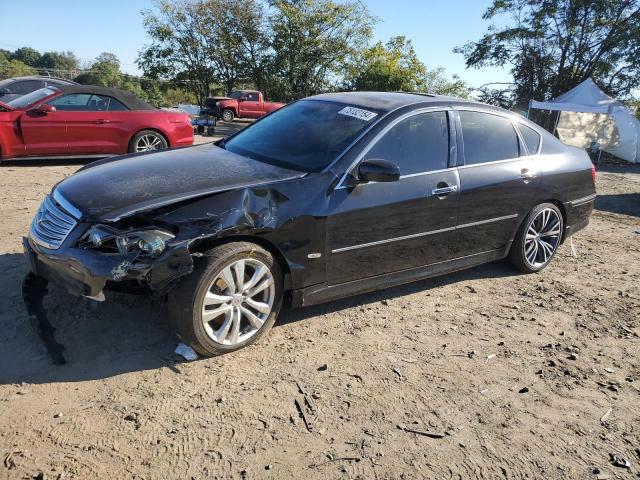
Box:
[293,248,508,307]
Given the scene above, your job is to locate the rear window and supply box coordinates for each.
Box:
[518,123,542,154]
[459,111,520,165]
[224,100,380,172]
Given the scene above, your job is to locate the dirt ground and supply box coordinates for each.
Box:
[0,130,639,479]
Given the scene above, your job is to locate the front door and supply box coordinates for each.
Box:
[20,109,68,156]
[47,93,121,155]
[453,109,542,258]
[327,110,459,285]
[238,92,262,118]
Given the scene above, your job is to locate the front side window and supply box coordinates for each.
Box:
[224,100,380,172]
[363,111,449,175]
[460,111,520,165]
[48,94,93,110]
[518,123,542,155]
[245,92,259,102]
[48,94,128,111]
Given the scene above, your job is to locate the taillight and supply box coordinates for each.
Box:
[591,165,596,184]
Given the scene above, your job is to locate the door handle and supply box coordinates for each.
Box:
[94,119,111,124]
[520,168,537,181]
[431,185,458,196]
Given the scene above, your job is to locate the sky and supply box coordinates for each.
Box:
[0,0,511,89]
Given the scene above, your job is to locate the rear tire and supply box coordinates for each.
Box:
[509,203,564,273]
[221,109,235,122]
[128,130,168,153]
[167,242,283,357]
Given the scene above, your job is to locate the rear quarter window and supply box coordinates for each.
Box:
[518,123,542,155]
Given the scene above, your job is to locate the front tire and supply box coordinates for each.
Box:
[168,242,283,357]
[221,109,235,122]
[509,203,564,273]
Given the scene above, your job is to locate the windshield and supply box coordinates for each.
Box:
[7,87,58,109]
[224,100,381,172]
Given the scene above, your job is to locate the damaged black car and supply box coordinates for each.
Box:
[24,92,596,357]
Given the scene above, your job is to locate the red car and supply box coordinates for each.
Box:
[209,90,285,122]
[0,85,193,161]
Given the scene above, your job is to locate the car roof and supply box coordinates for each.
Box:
[55,85,157,110]
[308,91,488,113]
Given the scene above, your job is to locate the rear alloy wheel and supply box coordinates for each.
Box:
[509,203,563,273]
[129,130,168,153]
[168,242,283,356]
[221,109,234,122]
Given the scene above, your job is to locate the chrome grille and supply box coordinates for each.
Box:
[30,194,79,249]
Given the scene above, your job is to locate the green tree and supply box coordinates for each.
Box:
[456,0,640,108]
[11,47,41,67]
[0,58,37,79]
[347,36,426,92]
[269,0,376,100]
[36,51,80,76]
[75,52,122,87]
[138,0,217,105]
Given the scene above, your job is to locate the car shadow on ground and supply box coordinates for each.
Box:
[0,251,517,386]
[595,193,640,218]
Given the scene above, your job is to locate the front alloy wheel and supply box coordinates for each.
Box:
[168,242,283,356]
[201,258,275,345]
[509,203,564,273]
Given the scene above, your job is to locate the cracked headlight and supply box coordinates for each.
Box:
[84,225,175,258]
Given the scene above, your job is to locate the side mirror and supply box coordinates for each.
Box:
[356,159,400,183]
[0,88,11,96]
[34,104,56,114]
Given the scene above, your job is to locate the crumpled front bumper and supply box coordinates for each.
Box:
[23,235,194,299]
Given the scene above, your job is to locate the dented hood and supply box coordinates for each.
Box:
[54,143,305,222]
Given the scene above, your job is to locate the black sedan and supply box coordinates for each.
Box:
[24,92,596,357]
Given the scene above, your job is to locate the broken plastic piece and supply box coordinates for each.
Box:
[175,342,198,361]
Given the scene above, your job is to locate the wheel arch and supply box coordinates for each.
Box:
[540,198,568,244]
[508,199,568,246]
[189,235,293,291]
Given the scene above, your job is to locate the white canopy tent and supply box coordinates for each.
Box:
[529,78,640,163]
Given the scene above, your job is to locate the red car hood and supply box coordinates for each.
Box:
[0,101,15,112]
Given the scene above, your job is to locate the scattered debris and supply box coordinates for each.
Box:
[53,412,63,419]
[609,453,631,469]
[294,398,314,433]
[486,354,496,363]
[309,456,361,468]
[174,343,198,361]
[570,238,578,257]
[317,364,328,371]
[396,424,446,439]
[604,368,614,373]
[468,350,477,359]
[392,367,402,380]
[296,381,317,414]
[600,408,612,423]
[519,387,530,394]
[4,450,20,470]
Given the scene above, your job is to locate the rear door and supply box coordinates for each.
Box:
[453,109,542,258]
[327,109,459,285]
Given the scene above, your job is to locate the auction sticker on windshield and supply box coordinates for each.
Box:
[338,106,378,122]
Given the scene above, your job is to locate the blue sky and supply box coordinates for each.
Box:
[0,0,511,89]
